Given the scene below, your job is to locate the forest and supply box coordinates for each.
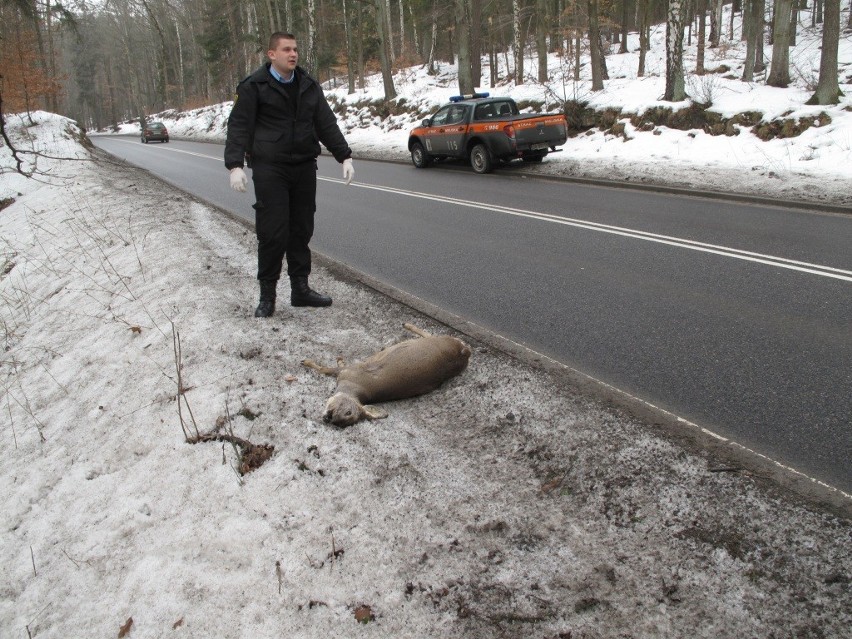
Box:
[0,0,848,130]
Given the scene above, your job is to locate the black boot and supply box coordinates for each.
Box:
[290,276,332,307]
[254,280,277,317]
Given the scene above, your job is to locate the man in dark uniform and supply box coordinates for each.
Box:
[225,32,355,317]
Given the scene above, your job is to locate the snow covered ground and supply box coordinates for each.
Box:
[2,8,851,638]
[3,110,851,638]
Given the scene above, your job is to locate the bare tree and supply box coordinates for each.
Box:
[385,0,395,64]
[536,0,549,81]
[696,0,707,75]
[456,0,474,93]
[512,0,523,83]
[306,0,318,73]
[637,0,652,76]
[342,0,356,94]
[709,0,723,46]
[619,0,630,53]
[588,0,605,90]
[742,0,765,81]
[664,0,686,100]
[807,0,842,104]
[767,0,795,86]
[470,0,481,86]
[373,0,397,99]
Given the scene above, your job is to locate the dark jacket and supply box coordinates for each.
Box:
[224,64,351,169]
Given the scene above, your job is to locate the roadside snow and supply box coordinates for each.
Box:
[2,112,850,637]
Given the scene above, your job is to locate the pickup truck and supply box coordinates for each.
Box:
[408,93,568,174]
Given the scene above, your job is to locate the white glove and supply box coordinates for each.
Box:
[229,167,248,192]
[342,158,354,185]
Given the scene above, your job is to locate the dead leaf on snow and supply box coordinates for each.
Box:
[354,604,375,624]
[129,326,142,334]
[172,617,184,629]
[118,616,133,637]
[541,475,566,494]
[284,374,297,383]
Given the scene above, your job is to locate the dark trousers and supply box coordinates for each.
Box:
[251,160,317,282]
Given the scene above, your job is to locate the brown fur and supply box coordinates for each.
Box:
[302,323,471,426]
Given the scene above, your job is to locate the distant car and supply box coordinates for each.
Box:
[141,122,169,143]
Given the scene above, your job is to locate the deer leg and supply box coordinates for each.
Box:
[301,359,340,377]
[403,323,432,338]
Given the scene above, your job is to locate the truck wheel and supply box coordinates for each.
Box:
[470,144,493,174]
[410,142,432,168]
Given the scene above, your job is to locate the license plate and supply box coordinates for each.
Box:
[531,142,549,150]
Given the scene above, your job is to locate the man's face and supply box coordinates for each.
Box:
[268,37,298,76]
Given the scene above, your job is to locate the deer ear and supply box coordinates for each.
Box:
[362,405,388,421]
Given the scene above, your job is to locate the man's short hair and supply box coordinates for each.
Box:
[269,32,297,51]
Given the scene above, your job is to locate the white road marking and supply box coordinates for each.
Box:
[107,139,851,283]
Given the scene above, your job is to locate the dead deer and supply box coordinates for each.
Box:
[301,323,471,426]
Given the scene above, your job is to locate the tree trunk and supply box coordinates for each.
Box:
[742,0,765,80]
[139,0,172,108]
[471,0,482,87]
[343,0,355,94]
[664,0,686,100]
[408,0,421,60]
[697,0,706,75]
[537,0,549,81]
[263,0,275,34]
[306,0,317,73]
[427,1,438,73]
[173,11,186,106]
[791,3,798,45]
[574,29,581,81]
[588,0,604,90]
[620,0,630,53]
[755,0,766,73]
[374,0,397,98]
[385,0,395,64]
[638,0,650,76]
[709,0,723,46]
[767,0,794,86]
[399,0,406,55]
[512,0,523,84]
[730,0,738,40]
[489,15,497,86]
[456,0,474,94]
[357,2,366,87]
[807,0,841,103]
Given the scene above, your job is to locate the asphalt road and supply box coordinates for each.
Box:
[92,135,852,495]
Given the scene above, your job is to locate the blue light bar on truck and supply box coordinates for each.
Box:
[449,92,490,102]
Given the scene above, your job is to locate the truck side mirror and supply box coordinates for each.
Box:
[422,118,432,127]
